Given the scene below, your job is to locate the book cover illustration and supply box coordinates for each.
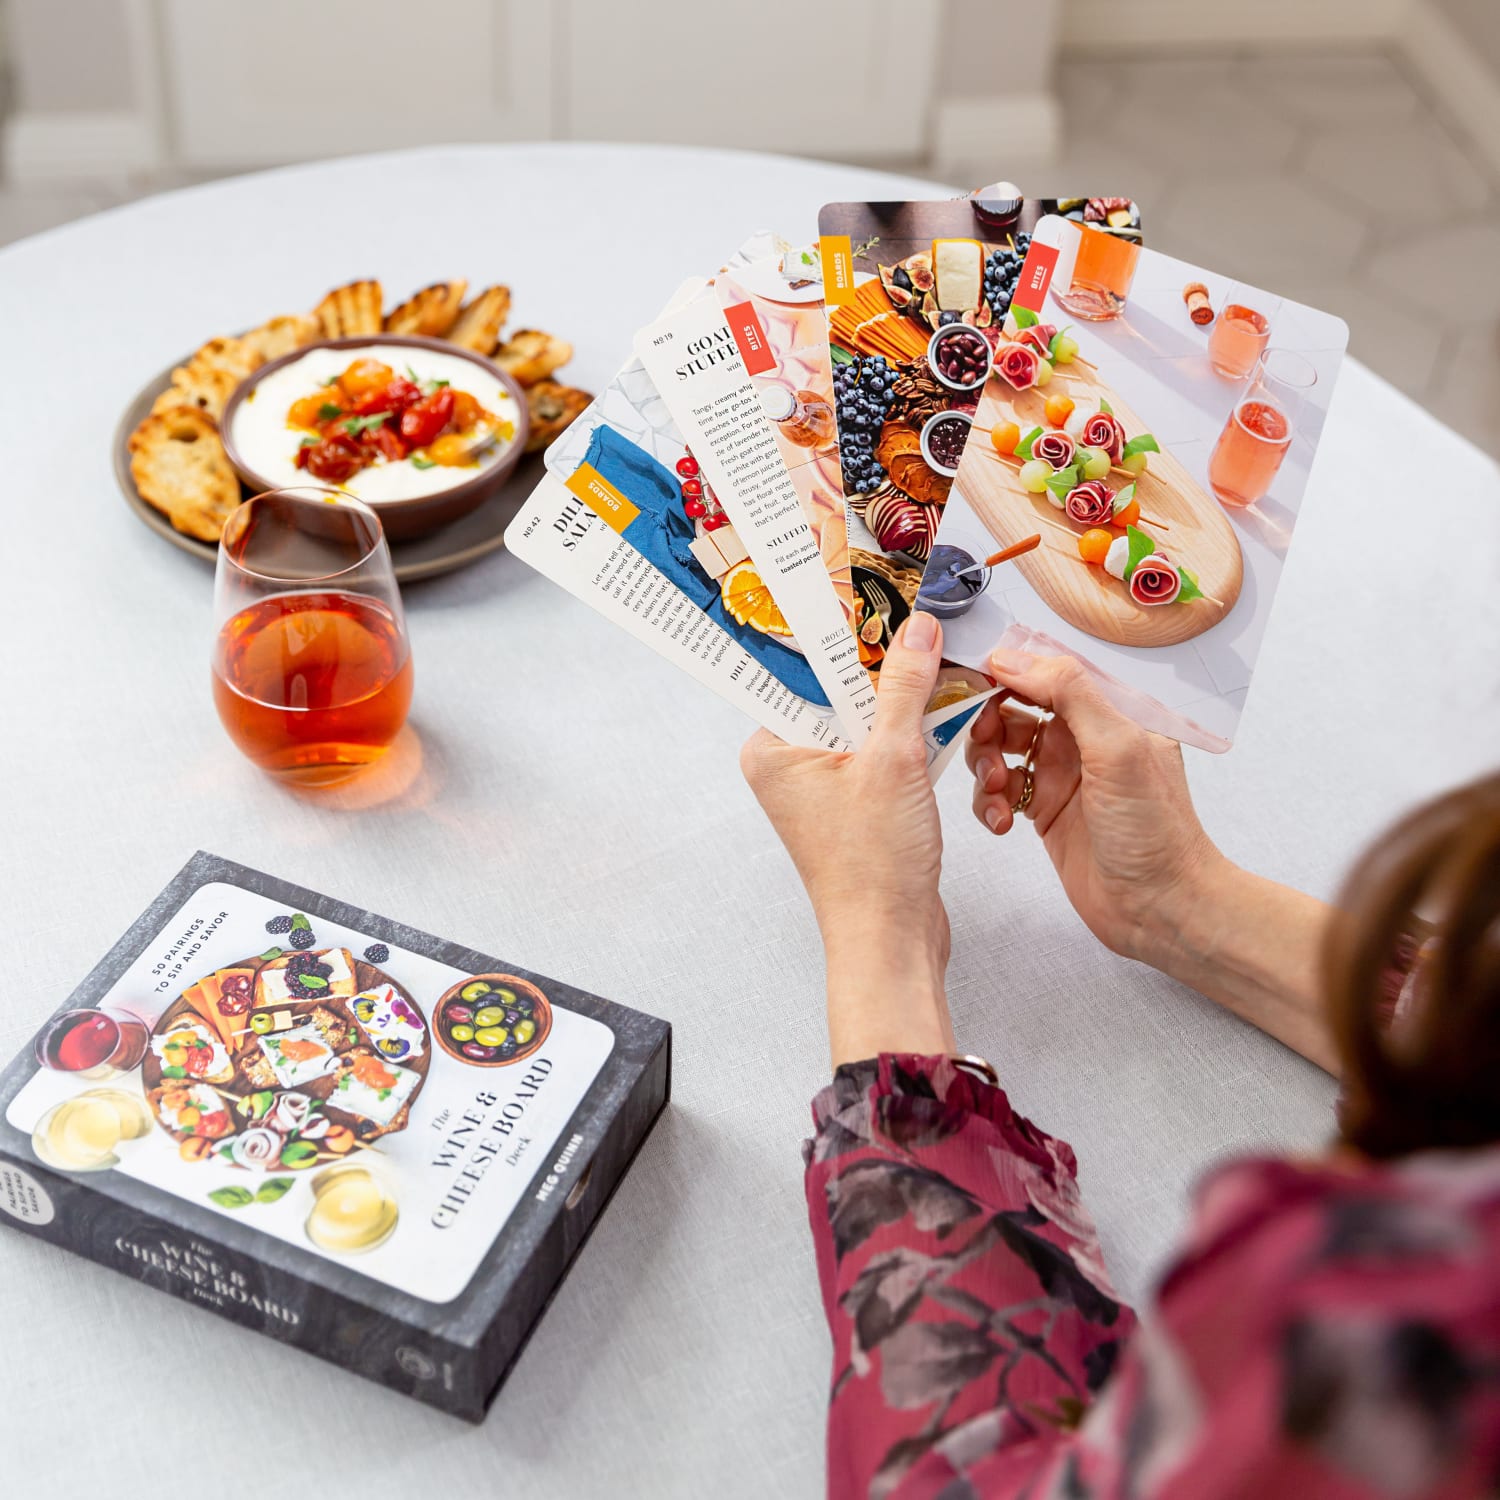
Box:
[3,872,617,1304]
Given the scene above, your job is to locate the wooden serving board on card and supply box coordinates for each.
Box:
[958,358,1243,648]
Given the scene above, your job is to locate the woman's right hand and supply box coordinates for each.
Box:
[967,648,1227,970]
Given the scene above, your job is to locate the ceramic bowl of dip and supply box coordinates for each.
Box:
[221,335,530,541]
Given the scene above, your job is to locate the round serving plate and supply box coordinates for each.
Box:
[143,954,431,1154]
[114,360,543,582]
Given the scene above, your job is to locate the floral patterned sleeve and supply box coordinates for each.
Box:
[805,1052,1500,1500]
[803,1054,1136,1499]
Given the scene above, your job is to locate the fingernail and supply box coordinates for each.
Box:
[977,757,996,788]
[985,805,1004,831]
[903,611,937,653]
[988,648,1032,674]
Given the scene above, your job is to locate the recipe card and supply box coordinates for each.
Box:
[505,472,855,752]
[917,214,1348,749]
[543,350,856,730]
[633,289,879,739]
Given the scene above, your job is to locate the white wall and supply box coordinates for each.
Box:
[0,0,1061,181]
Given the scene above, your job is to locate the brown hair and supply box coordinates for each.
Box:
[1326,772,1500,1159]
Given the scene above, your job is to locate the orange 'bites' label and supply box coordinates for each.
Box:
[1013,242,1059,314]
[565,462,641,536]
[722,300,776,376]
[820,236,855,307]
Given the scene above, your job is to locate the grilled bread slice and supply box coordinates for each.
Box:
[149,355,241,421]
[128,405,241,542]
[524,380,591,453]
[385,278,467,338]
[314,278,383,338]
[240,313,320,364]
[494,328,573,388]
[446,284,511,354]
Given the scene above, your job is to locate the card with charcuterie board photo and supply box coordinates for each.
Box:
[913,213,1347,749]
[815,194,1142,714]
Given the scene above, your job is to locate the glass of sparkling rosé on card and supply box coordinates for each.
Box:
[212,486,413,786]
[1207,283,1281,380]
[1208,350,1315,507]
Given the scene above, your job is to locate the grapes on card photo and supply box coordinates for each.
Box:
[815,195,1141,700]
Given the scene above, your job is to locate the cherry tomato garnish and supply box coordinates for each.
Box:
[338,358,396,400]
[304,434,364,483]
[369,424,408,463]
[400,388,455,446]
[449,389,481,431]
[353,376,420,416]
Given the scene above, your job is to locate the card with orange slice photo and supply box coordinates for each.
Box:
[633,286,879,740]
[543,347,856,729]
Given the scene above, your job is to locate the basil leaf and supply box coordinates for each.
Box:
[255,1177,295,1204]
[1044,465,1079,505]
[259,947,284,962]
[281,1140,319,1168]
[162,1065,187,1079]
[297,975,329,991]
[290,914,311,932]
[1098,397,1113,416]
[1014,426,1044,460]
[1121,432,1160,458]
[1011,306,1039,330]
[298,435,319,448]
[1176,566,1204,603]
[317,402,342,421]
[1124,525,1156,580]
[209,1186,254,1210]
[410,456,436,470]
[341,412,389,436]
[829,345,854,366]
[1111,482,1137,516]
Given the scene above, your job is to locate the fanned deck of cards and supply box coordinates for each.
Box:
[507,195,1347,759]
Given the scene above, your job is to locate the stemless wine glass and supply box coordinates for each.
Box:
[1207,282,1282,380]
[1208,349,1315,508]
[1051,220,1141,321]
[212,486,413,786]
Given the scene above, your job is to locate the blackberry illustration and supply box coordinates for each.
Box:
[283,953,334,998]
[363,943,390,965]
[289,927,316,950]
[265,913,294,935]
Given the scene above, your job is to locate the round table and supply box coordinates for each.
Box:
[1,144,1497,1496]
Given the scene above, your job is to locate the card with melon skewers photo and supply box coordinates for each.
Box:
[815,194,1142,713]
[915,212,1348,750]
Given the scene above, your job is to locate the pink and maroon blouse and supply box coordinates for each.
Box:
[804,1053,1500,1498]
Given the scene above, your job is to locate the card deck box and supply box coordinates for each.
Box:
[0,852,671,1421]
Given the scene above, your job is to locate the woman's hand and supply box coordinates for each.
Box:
[970,648,1339,1072]
[967,649,1223,970]
[741,612,954,1066]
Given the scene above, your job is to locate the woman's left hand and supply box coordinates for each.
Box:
[740,612,954,1065]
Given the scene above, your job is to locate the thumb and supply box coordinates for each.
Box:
[872,612,943,745]
[985,648,1123,760]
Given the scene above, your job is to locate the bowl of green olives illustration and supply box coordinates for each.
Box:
[433,973,552,1067]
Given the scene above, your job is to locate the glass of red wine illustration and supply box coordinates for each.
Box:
[35,1007,150,1079]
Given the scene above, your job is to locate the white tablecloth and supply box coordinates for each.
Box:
[1,144,1497,1497]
